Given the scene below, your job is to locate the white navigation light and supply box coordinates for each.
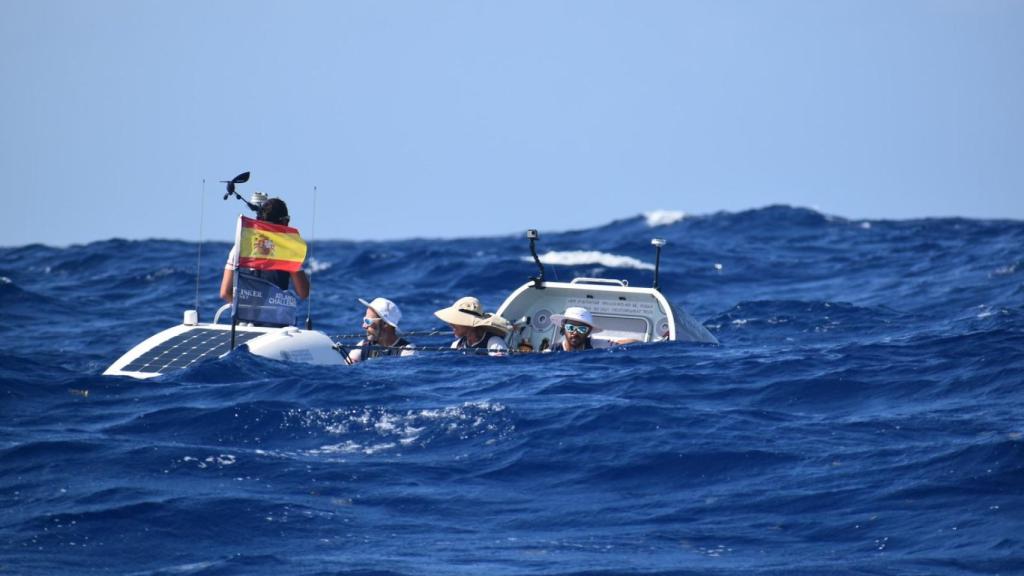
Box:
[651,238,666,247]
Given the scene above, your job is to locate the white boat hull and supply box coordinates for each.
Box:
[104,322,345,379]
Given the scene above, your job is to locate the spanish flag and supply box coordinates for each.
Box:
[234,215,307,272]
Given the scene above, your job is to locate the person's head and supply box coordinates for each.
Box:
[552,306,601,350]
[258,198,290,226]
[435,296,484,338]
[447,323,483,341]
[434,296,509,343]
[359,297,401,342]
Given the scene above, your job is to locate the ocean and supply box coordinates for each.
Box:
[2,206,1022,575]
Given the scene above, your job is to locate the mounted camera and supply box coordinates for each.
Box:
[526,229,545,288]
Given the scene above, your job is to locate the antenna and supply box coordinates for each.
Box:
[527,229,545,289]
[192,179,206,322]
[651,238,666,290]
[305,185,318,330]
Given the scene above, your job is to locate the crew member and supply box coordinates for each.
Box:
[347,297,415,364]
[433,296,511,356]
[546,306,600,352]
[220,197,310,302]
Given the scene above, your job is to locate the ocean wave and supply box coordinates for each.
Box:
[526,250,655,271]
[704,300,912,339]
[305,256,332,274]
[285,401,514,457]
[991,260,1020,277]
[643,210,685,227]
[4,206,1024,575]
[0,277,55,306]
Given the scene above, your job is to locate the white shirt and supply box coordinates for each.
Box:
[225,245,238,270]
[451,335,508,356]
[347,339,416,363]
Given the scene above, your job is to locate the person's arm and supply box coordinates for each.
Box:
[347,340,364,364]
[291,270,310,299]
[590,338,639,349]
[221,245,238,302]
[220,268,234,302]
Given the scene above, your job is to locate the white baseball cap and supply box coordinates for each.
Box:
[358,297,402,329]
[550,306,602,333]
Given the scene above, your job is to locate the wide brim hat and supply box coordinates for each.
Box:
[551,306,603,333]
[359,297,401,329]
[478,313,513,337]
[434,296,512,336]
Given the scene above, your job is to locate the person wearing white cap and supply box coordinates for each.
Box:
[545,306,603,352]
[545,306,640,352]
[433,296,512,356]
[347,297,415,364]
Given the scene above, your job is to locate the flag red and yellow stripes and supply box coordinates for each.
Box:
[235,216,307,272]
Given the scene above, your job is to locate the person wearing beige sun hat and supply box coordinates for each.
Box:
[433,296,513,356]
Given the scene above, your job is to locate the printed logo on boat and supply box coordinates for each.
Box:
[239,286,265,300]
[566,297,658,316]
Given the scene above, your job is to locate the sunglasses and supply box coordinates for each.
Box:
[563,323,591,335]
[362,317,381,327]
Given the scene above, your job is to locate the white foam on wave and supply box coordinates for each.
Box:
[292,401,511,458]
[305,257,332,273]
[180,454,236,469]
[991,262,1019,277]
[159,561,218,574]
[310,440,397,455]
[644,210,686,227]
[525,250,655,271]
[974,304,1003,319]
[144,268,176,282]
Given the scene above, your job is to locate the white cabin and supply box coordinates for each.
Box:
[496,277,718,352]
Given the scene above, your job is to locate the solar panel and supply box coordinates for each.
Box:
[122,328,263,374]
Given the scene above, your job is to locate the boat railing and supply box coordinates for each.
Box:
[213,303,232,325]
[569,277,628,287]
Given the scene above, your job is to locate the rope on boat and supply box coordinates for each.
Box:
[329,328,451,340]
[330,342,541,356]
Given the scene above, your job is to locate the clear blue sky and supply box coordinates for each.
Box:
[2,0,1022,246]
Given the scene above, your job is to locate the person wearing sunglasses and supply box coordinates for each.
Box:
[220,197,310,303]
[546,307,639,352]
[347,297,415,364]
[547,307,601,352]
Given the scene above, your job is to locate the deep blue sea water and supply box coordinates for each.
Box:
[2,206,1023,575]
